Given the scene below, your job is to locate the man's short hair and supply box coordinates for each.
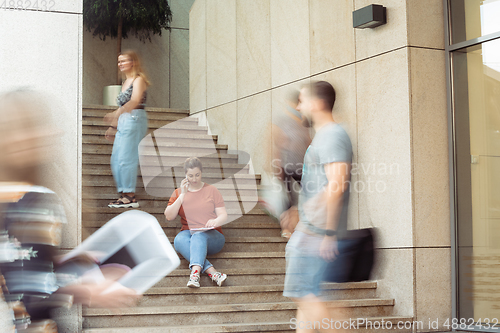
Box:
[184,157,203,173]
[310,81,336,112]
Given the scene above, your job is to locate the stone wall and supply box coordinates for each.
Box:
[189,0,451,330]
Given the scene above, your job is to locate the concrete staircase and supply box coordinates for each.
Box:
[81,105,412,332]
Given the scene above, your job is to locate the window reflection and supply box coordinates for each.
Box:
[450,0,500,44]
[454,38,500,324]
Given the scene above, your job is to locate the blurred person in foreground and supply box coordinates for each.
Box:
[262,90,311,238]
[104,50,149,208]
[0,90,139,332]
[164,157,228,288]
[283,81,352,332]
[273,90,311,238]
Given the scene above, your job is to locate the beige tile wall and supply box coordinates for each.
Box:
[354,0,408,60]
[170,29,190,109]
[415,248,452,332]
[236,0,271,99]
[189,0,207,113]
[356,48,413,249]
[237,91,272,183]
[206,0,237,108]
[310,0,355,75]
[410,47,450,248]
[270,0,311,88]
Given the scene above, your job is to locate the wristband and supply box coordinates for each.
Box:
[325,229,336,237]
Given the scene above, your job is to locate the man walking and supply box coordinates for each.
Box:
[283,81,352,332]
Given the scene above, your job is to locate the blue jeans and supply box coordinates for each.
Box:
[111,109,148,193]
[174,230,225,273]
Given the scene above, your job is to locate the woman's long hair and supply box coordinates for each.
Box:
[120,50,151,87]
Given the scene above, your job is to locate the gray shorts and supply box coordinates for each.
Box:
[283,231,328,299]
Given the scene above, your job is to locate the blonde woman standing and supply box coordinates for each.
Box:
[104,50,149,208]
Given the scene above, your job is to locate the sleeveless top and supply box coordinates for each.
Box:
[116,77,147,108]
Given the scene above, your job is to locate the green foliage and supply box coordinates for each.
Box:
[83,0,172,42]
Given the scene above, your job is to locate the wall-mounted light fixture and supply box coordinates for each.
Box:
[353,4,387,29]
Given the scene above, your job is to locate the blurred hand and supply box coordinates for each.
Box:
[58,279,140,309]
[279,206,298,233]
[205,219,218,228]
[88,281,140,308]
[180,178,189,195]
[320,236,339,262]
[105,127,116,142]
[104,111,119,127]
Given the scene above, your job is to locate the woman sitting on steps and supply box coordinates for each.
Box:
[164,157,228,288]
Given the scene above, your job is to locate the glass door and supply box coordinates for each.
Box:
[454,37,500,326]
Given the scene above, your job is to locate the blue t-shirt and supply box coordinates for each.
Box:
[296,122,353,235]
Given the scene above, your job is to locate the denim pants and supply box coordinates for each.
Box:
[111,109,148,193]
[174,230,225,273]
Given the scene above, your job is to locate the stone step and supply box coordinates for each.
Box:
[83,219,281,238]
[82,299,395,328]
[82,175,258,188]
[82,164,249,177]
[81,174,260,189]
[175,253,284,270]
[82,168,255,177]
[83,202,257,213]
[83,105,190,115]
[83,138,228,150]
[83,160,247,171]
[82,119,202,130]
[83,194,256,204]
[83,125,208,137]
[82,316,414,333]
[83,194,257,204]
[82,228,286,251]
[82,126,218,142]
[82,128,218,142]
[83,145,229,156]
[154,267,286,287]
[138,282,378,306]
[81,191,258,206]
[174,252,286,271]
[82,184,258,198]
[82,200,257,211]
[82,173,261,184]
[82,115,194,127]
[83,226,281,239]
[81,211,271,228]
[81,174,257,188]
[82,167,252,177]
[82,207,267,216]
[83,134,218,146]
[83,110,197,122]
[83,151,239,161]
[83,119,207,130]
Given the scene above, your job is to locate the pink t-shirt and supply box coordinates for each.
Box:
[167,183,225,233]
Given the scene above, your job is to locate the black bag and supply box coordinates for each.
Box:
[322,228,375,283]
